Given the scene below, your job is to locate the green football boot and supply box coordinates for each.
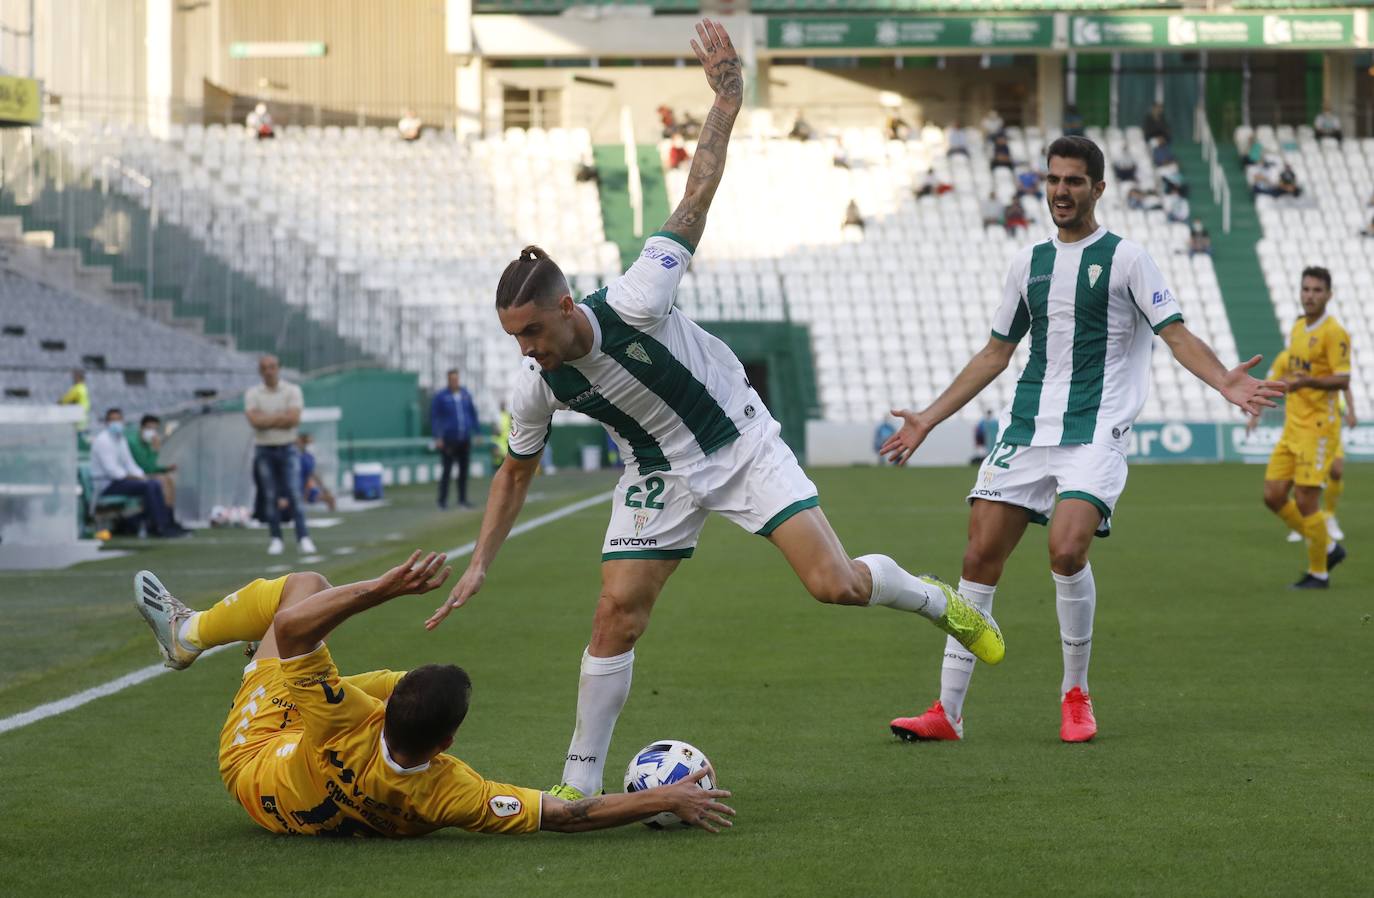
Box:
[921,574,1005,665]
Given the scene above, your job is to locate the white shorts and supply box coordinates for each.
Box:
[601,418,819,560]
[967,441,1128,537]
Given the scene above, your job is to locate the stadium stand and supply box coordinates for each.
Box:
[668,124,1241,424]
[1243,123,1373,418]
[39,122,620,422]
[0,268,258,419]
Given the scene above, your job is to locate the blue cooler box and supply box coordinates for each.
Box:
[353,462,384,500]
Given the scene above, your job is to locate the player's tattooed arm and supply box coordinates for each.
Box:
[539,769,735,833]
[662,19,744,250]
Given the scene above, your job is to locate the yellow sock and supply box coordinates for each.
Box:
[1276,499,1305,534]
[185,576,289,649]
[1324,477,1344,515]
[1303,512,1329,575]
[342,669,408,701]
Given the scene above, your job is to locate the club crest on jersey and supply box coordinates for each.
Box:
[633,509,651,535]
[625,342,652,365]
[1087,264,1103,288]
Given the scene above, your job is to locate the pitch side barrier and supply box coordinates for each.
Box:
[803,420,1374,466]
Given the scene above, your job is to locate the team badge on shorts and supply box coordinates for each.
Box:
[633,509,651,535]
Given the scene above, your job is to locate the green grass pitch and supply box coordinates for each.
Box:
[1,464,1370,897]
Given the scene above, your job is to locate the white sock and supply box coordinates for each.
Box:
[177,614,203,653]
[560,647,634,796]
[938,579,996,721]
[857,554,947,621]
[1054,564,1096,696]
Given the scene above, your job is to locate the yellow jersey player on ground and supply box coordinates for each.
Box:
[1255,349,1356,544]
[133,551,735,837]
[1256,266,1351,588]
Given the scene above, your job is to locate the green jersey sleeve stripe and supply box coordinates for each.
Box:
[587,295,741,457]
[650,230,696,254]
[1151,313,1183,334]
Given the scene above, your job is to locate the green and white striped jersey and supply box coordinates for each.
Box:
[507,232,769,473]
[991,226,1184,447]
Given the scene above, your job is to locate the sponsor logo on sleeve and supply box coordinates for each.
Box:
[641,245,680,270]
[490,796,523,818]
[1151,289,1175,307]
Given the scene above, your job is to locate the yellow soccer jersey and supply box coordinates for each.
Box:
[1282,315,1350,433]
[258,644,542,838]
[1265,349,1290,383]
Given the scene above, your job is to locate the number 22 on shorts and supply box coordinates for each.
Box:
[625,476,667,509]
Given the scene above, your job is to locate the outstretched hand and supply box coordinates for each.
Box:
[691,18,743,106]
[424,565,485,631]
[880,408,935,466]
[666,766,736,834]
[376,550,452,601]
[1221,355,1287,417]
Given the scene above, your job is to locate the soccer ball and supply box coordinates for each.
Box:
[622,739,714,829]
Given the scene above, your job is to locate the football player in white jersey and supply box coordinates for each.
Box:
[882,135,1284,743]
[422,19,1005,800]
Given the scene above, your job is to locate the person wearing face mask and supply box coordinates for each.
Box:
[89,408,186,538]
[127,414,179,509]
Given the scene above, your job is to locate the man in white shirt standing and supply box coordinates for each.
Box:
[245,355,315,556]
[89,407,184,538]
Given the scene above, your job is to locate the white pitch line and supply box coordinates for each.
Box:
[0,489,613,737]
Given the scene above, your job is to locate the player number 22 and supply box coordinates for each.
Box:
[625,476,666,509]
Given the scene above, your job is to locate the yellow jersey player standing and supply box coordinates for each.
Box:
[133,551,735,837]
[1257,266,1351,588]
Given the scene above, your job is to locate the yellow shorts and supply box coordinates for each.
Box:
[1265,428,1337,487]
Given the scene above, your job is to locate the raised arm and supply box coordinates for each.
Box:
[660,18,744,250]
[424,452,540,630]
[882,337,1017,465]
[275,550,452,657]
[1157,321,1286,416]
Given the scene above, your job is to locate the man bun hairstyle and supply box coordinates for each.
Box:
[495,245,569,310]
[1301,265,1332,289]
[1046,135,1105,184]
[383,663,473,756]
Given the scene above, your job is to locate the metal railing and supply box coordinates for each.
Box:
[1195,103,1231,235]
[620,105,644,239]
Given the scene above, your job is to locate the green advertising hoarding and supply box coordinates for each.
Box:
[1125,422,1374,464]
[767,15,1055,52]
[1070,12,1357,50]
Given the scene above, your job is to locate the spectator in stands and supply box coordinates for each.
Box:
[980,108,1004,141]
[842,199,866,235]
[946,121,969,158]
[1062,104,1085,138]
[1003,197,1030,235]
[90,408,185,538]
[296,432,336,512]
[885,113,911,142]
[575,155,601,185]
[789,111,813,142]
[246,103,275,140]
[58,368,90,433]
[1127,185,1163,211]
[915,169,953,198]
[1277,163,1303,198]
[1242,136,1265,169]
[398,108,423,142]
[245,354,313,556]
[1188,220,1212,257]
[1016,167,1043,199]
[657,105,678,139]
[432,368,479,510]
[973,410,997,463]
[666,133,690,171]
[874,419,897,466]
[1143,102,1171,144]
[1314,103,1343,142]
[128,413,177,509]
[1151,136,1176,169]
[990,134,1014,172]
[981,190,1004,230]
[1112,155,1139,183]
[1166,188,1191,224]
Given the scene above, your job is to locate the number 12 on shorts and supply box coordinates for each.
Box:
[987,442,1018,469]
[625,476,666,509]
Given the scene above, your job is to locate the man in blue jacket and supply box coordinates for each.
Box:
[431,369,480,509]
